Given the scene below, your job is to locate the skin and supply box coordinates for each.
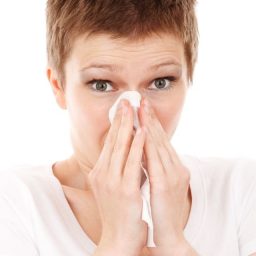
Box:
[47,32,197,255]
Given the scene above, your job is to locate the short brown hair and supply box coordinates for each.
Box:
[46,0,199,87]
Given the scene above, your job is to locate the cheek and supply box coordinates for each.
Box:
[158,107,179,133]
[77,106,110,139]
[154,95,185,137]
[67,93,110,142]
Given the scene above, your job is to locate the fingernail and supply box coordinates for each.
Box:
[122,104,128,115]
[136,127,142,135]
[117,100,124,110]
[116,100,126,115]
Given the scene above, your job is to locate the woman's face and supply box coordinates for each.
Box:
[49,32,189,170]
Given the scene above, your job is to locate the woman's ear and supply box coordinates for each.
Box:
[47,67,67,110]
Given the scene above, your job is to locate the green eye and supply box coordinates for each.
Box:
[149,77,176,91]
[86,76,176,93]
[95,81,109,91]
[154,78,167,89]
[87,79,113,92]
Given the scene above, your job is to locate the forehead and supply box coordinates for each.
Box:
[67,32,185,69]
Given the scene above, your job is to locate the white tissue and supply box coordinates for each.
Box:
[108,91,156,247]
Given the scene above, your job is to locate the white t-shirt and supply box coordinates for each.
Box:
[0,155,256,256]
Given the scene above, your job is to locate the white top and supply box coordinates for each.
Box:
[0,155,256,256]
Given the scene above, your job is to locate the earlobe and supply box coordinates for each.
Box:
[47,68,67,110]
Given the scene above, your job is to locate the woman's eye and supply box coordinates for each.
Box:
[87,77,175,92]
[149,77,175,91]
[88,80,113,92]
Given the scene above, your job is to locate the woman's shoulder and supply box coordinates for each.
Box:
[181,154,256,179]
[0,162,57,203]
[182,154,256,208]
[181,154,256,193]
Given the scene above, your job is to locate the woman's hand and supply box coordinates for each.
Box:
[89,99,147,255]
[139,98,193,254]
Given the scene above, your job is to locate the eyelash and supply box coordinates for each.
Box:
[86,76,177,93]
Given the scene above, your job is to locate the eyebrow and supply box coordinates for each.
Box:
[79,61,182,73]
[80,63,121,72]
[149,61,182,70]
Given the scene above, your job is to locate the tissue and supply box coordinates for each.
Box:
[108,91,156,247]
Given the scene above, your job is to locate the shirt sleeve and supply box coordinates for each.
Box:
[236,159,256,256]
[0,195,39,256]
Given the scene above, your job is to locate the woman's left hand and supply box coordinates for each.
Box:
[139,98,193,255]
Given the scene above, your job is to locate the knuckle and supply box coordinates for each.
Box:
[104,179,119,193]
[152,180,170,193]
[88,169,97,182]
[126,156,137,169]
[169,176,181,187]
[114,134,128,151]
[113,139,123,152]
[88,169,103,187]
[179,166,191,182]
[183,170,191,182]
[108,134,118,146]
[156,139,164,149]
[170,173,190,189]
[113,135,132,155]
[160,183,170,193]
[89,174,101,187]
[105,133,115,147]
[121,185,138,199]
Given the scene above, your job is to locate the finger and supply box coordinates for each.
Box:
[146,111,190,185]
[145,112,178,178]
[142,98,181,166]
[143,121,165,181]
[150,136,178,180]
[123,126,146,189]
[92,101,124,175]
[108,99,134,179]
[137,100,164,180]
[150,111,183,168]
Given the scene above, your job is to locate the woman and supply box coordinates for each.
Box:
[0,0,256,255]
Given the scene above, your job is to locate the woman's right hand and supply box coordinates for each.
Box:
[88,99,147,255]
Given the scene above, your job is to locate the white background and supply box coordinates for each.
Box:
[0,1,255,169]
